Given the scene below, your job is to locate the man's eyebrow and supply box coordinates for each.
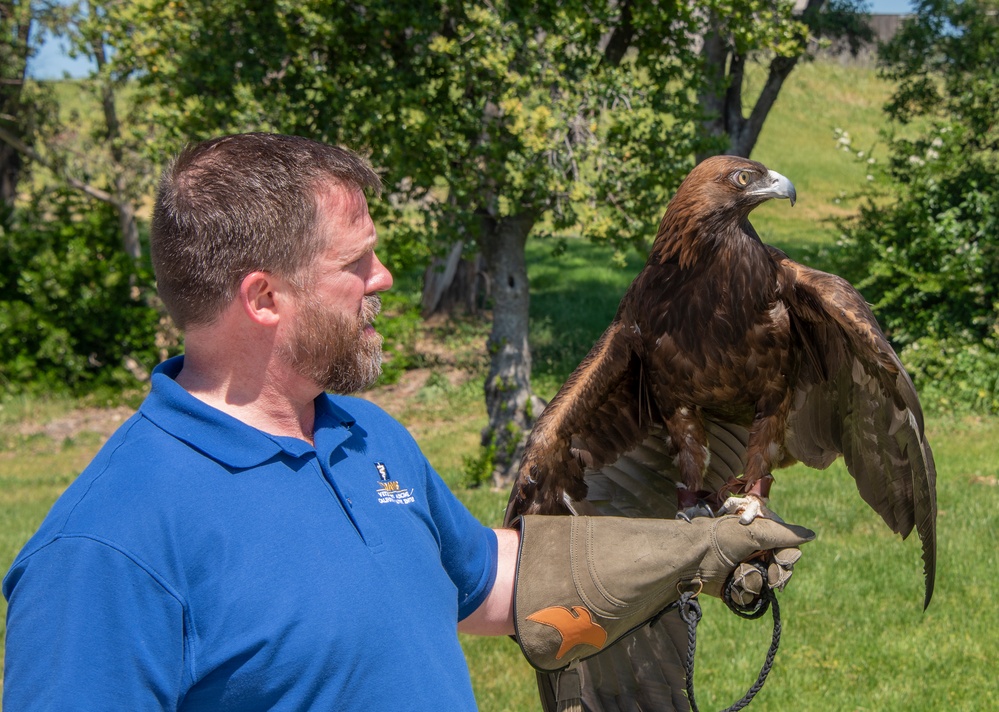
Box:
[342,233,378,264]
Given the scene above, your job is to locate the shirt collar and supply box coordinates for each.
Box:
[140,355,356,469]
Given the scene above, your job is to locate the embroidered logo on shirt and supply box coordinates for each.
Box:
[375,461,415,504]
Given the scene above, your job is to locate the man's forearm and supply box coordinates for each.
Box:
[457,527,519,636]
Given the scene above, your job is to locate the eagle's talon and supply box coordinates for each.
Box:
[675,500,717,522]
[719,493,783,524]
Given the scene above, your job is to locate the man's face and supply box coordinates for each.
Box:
[280,186,393,393]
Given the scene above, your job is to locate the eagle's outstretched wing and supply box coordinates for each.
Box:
[775,248,938,608]
[505,319,648,519]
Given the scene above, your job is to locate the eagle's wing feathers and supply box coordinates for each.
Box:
[506,320,649,518]
[519,428,731,712]
[776,250,937,607]
[507,320,699,711]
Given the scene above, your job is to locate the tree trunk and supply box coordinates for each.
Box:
[116,195,140,260]
[696,40,805,159]
[420,240,485,317]
[0,0,31,222]
[93,31,142,261]
[727,53,800,158]
[599,0,635,67]
[696,29,729,160]
[478,210,543,488]
[0,136,21,223]
[697,0,827,160]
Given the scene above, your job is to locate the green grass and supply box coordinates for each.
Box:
[689,420,999,710]
[747,59,896,271]
[528,239,647,398]
[0,429,105,703]
[4,383,995,710]
[6,59,996,709]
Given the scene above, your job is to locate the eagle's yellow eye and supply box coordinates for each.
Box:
[737,171,750,186]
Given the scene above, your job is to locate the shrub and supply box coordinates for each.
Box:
[834,0,999,413]
[0,190,164,395]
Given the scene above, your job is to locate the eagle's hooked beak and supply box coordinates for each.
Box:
[749,170,797,207]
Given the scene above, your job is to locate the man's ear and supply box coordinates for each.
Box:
[237,271,286,327]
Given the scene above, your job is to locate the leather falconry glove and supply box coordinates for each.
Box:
[513,514,815,672]
[727,544,803,606]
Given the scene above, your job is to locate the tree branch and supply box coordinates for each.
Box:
[742,55,797,150]
[600,0,634,67]
[735,0,826,156]
[0,123,119,206]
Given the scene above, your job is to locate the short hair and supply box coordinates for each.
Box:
[150,133,381,330]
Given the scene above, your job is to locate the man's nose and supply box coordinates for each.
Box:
[368,252,393,293]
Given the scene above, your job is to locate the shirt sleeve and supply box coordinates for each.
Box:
[421,463,499,621]
[3,536,187,711]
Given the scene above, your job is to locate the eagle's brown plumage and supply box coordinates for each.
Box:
[505,156,937,712]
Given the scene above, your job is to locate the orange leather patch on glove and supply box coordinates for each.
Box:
[526,606,608,659]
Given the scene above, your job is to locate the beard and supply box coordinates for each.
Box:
[281,293,384,394]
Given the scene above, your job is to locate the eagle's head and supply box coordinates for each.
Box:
[679,155,795,214]
[653,156,796,266]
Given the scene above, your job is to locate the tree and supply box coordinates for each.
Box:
[0,0,41,223]
[121,0,710,484]
[74,0,143,259]
[695,0,874,158]
[0,3,170,393]
[0,1,154,260]
[836,0,999,412]
[421,1,872,316]
[0,188,162,394]
[411,1,876,484]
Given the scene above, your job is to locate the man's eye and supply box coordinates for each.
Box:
[347,253,370,270]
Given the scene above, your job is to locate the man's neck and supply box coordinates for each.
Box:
[176,349,321,445]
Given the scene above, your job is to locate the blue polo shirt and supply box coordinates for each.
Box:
[3,356,498,711]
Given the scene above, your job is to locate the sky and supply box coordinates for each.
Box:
[25,0,918,80]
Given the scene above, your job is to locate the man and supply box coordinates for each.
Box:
[3,133,813,710]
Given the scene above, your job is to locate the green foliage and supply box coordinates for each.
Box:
[701,0,810,57]
[462,433,496,489]
[373,288,425,385]
[807,0,876,56]
[0,191,164,395]
[899,337,999,414]
[119,0,712,251]
[835,0,999,413]
[840,133,998,345]
[1,0,60,223]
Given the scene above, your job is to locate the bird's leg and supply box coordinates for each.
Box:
[663,409,715,521]
[720,399,791,523]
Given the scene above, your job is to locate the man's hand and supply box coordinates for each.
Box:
[727,547,804,606]
[691,515,812,598]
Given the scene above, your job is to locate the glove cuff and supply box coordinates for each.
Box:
[513,515,702,672]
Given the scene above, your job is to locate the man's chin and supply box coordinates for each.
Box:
[321,352,383,395]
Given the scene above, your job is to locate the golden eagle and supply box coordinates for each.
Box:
[505,155,937,711]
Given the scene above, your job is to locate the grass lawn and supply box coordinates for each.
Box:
[3,322,996,710]
[4,59,997,709]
